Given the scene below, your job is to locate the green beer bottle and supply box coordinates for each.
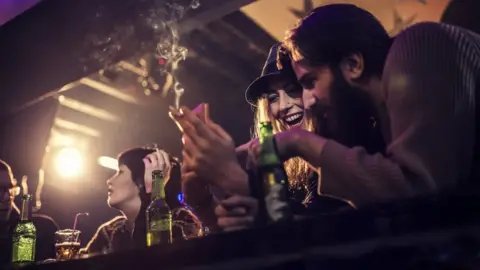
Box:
[257,97,292,223]
[146,170,172,246]
[11,194,36,267]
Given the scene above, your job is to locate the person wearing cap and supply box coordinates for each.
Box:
[181,3,480,230]
[262,4,479,206]
[245,43,320,210]
[172,3,479,216]
[171,42,386,230]
[178,44,322,231]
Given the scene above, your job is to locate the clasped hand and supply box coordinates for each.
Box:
[169,104,309,231]
[169,105,240,189]
[143,149,172,194]
[169,104,305,181]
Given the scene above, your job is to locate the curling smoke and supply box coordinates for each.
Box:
[83,0,200,108]
[152,0,199,109]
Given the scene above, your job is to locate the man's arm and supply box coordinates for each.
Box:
[298,22,479,206]
[184,144,249,231]
[212,141,254,196]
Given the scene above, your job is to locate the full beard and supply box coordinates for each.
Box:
[311,67,386,155]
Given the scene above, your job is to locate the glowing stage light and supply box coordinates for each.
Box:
[55,147,83,178]
[97,156,118,171]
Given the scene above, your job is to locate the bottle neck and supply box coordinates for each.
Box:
[258,121,281,167]
[151,171,166,201]
[259,121,274,140]
[20,195,32,221]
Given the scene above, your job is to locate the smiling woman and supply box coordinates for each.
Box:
[264,78,305,129]
[247,44,318,208]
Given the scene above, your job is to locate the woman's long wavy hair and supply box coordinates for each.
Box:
[252,98,317,191]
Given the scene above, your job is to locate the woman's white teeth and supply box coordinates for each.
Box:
[286,113,302,123]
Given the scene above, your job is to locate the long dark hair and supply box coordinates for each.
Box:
[281,4,392,81]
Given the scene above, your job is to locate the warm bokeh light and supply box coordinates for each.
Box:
[97,156,118,171]
[55,147,83,178]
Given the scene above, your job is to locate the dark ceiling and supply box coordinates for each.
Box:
[0,0,276,238]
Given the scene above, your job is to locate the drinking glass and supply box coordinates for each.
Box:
[55,229,81,261]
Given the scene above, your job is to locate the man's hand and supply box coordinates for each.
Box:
[249,129,328,174]
[143,149,172,193]
[180,162,214,207]
[215,195,258,231]
[169,105,241,189]
[249,129,307,163]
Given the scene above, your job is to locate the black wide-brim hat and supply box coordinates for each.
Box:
[245,43,293,106]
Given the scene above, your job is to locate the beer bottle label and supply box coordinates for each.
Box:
[150,218,172,231]
[265,183,290,222]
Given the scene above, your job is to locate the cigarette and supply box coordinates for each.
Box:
[204,103,210,123]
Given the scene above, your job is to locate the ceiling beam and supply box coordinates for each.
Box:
[0,0,255,117]
[79,78,140,105]
[179,0,255,34]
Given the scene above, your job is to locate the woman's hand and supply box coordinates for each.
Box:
[215,195,258,231]
[143,149,172,193]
